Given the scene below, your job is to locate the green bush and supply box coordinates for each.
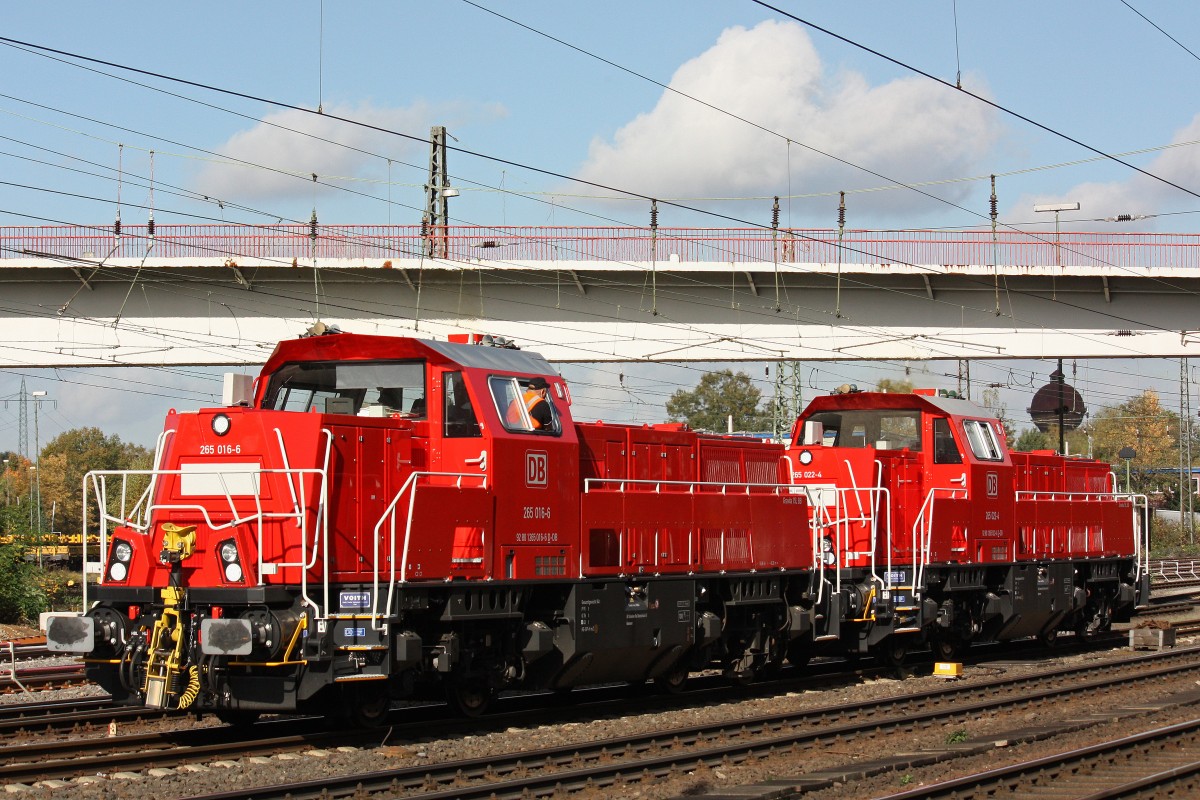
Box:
[37,569,83,612]
[1150,516,1200,559]
[0,546,47,623]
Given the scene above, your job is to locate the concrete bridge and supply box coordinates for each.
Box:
[2,224,1198,367]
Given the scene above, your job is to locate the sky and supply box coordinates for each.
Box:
[2,1,1200,451]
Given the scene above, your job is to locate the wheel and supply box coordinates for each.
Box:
[785,641,812,669]
[1038,628,1059,648]
[343,684,392,728]
[215,710,261,727]
[931,637,962,662]
[446,680,494,718]
[872,638,908,669]
[654,665,689,695]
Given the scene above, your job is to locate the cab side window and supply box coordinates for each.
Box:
[490,376,560,435]
[443,372,480,438]
[963,419,1003,461]
[932,418,963,464]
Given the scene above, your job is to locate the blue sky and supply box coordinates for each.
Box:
[2,1,1200,450]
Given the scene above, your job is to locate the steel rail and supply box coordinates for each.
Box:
[163,648,1200,800]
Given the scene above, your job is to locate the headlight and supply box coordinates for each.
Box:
[211,414,232,436]
[112,540,133,562]
[108,562,128,581]
[219,541,239,563]
[224,562,243,582]
[820,536,833,553]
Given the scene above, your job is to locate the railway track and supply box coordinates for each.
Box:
[15,645,1198,799]
[869,717,1200,799]
[0,663,87,694]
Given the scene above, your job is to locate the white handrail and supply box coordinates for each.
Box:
[81,462,329,612]
[372,471,490,633]
[910,486,968,594]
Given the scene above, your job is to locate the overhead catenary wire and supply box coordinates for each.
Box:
[0,21,1190,438]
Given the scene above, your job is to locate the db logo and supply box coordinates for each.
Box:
[526,451,548,487]
[986,472,999,497]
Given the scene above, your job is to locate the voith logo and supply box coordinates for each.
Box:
[986,472,999,497]
[526,451,548,487]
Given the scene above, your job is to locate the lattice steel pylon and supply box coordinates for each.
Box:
[423,126,453,259]
[17,377,28,460]
[772,362,803,442]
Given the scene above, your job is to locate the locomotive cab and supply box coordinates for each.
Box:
[787,388,1148,662]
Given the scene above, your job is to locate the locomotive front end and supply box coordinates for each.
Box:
[44,402,326,718]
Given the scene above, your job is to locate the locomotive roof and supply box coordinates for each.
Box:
[260,332,559,378]
[801,391,999,420]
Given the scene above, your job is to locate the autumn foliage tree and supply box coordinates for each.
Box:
[36,428,151,538]
[1084,390,1179,500]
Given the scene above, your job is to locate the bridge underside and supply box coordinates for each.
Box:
[3,261,1196,367]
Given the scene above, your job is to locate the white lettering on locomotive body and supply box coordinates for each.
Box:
[526,450,548,487]
[514,531,559,543]
[198,444,242,456]
[986,472,999,497]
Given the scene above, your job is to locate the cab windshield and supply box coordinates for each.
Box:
[261,360,426,416]
[804,409,922,451]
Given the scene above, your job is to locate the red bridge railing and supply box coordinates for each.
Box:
[2,225,1197,270]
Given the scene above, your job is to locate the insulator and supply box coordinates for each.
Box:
[990,175,997,219]
[309,209,318,241]
[772,196,780,230]
[114,211,121,239]
[147,213,155,238]
[837,192,846,229]
[649,200,658,230]
[1118,214,1132,222]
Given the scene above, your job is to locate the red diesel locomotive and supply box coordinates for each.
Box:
[785,387,1149,663]
[44,329,813,723]
[42,330,1149,723]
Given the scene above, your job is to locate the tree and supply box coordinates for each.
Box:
[37,428,151,538]
[1011,424,1089,455]
[666,370,772,432]
[1014,427,1055,452]
[1084,390,1178,501]
[875,378,914,394]
[980,388,1017,448]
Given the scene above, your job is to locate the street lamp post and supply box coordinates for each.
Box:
[30,390,47,566]
[1119,446,1137,494]
[27,467,36,543]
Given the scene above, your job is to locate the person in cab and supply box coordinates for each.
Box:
[508,376,554,431]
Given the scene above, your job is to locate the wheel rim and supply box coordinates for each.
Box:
[450,682,493,717]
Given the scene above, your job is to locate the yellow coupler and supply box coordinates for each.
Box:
[141,586,200,709]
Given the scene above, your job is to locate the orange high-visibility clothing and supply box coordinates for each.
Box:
[506,390,545,429]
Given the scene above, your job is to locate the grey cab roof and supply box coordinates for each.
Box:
[920,394,999,420]
[425,339,559,377]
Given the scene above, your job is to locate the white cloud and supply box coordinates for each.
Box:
[193,101,506,203]
[573,20,1001,223]
[1008,114,1200,228]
